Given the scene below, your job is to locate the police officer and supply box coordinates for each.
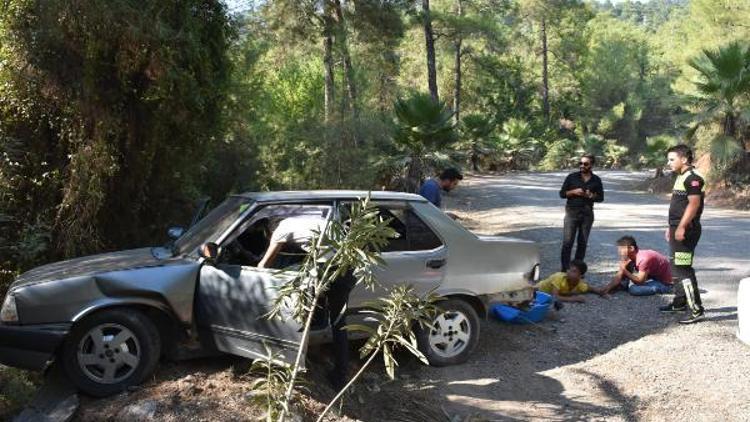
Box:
[660,144,705,324]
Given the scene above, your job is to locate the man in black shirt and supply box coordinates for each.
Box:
[660,144,705,324]
[559,154,604,271]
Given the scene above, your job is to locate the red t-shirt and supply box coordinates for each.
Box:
[634,249,672,284]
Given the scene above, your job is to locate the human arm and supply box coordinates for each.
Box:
[586,285,608,296]
[551,287,587,303]
[588,177,604,203]
[559,175,584,199]
[257,241,283,269]
[675,195,701,241]
[619,259,649,284]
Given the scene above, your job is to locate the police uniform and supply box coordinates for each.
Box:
[668,166,705,315]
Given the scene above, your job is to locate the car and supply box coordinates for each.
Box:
[0,191,540,396]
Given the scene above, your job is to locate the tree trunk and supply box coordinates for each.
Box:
[422,0,438,102]
[332,0,360,147]
[540,17,550,121]
[333,1,358,117]
[453,0,463,125]
[323,6,335,124]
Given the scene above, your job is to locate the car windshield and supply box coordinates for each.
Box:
[173,196,253,255]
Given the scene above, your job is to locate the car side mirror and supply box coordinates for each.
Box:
[199,242,219,261]
[167,226,185,240]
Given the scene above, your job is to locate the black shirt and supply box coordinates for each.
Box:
[669,167,705,226]
[559,171,604,208]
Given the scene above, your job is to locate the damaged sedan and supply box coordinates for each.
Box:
[0,191,540,396]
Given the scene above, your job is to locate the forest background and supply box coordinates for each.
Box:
[2,0,750,292]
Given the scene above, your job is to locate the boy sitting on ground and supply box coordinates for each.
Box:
[602,235,673,296]
[535,259,605,303]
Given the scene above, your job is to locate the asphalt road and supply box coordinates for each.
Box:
[397,170,750,422]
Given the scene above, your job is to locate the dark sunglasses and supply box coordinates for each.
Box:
[578,161,592,167]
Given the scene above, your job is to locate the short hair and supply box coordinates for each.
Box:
[667,144,693,164]
[581,153,596,165]
[569,259,588,275]
[439,168,464,181]
[616,235,638,249]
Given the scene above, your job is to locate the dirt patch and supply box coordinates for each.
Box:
[706,185,750,210]
[635,172,675,194]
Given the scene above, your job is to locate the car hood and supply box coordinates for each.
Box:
[10,247,169,290]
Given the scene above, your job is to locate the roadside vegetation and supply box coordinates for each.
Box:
[2,0,750,418]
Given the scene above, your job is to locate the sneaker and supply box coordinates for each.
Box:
[659,303,686,313]
[678,311,705,324]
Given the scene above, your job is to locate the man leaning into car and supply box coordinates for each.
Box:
[259,214,355,390]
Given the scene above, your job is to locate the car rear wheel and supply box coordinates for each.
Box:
[61,309,161,397]
[416,298,479,366]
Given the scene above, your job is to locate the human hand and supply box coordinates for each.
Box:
[675,226,686,242]
[571,188,585,196]
[618,260,629,272]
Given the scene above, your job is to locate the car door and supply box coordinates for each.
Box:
[195,203,333,365]
[347,201,448,307]
[196,265,303,364]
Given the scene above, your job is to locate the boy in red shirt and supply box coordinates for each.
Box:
[602,235,673,296]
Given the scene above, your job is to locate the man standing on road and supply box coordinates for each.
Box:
[660,144,705,324]
[559,154,604,271]
[419,167,463,208]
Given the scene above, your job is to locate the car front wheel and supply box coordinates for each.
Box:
[61,308,161,397]
[416,298,479,366]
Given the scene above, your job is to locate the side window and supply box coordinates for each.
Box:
[221,203,331,267]
[403,208,443,250]
[376,205,443,252]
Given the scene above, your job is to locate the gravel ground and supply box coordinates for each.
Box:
[396,170,750,422]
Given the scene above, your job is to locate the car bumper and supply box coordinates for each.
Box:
[0,323,71,371]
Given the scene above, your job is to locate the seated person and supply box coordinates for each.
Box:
[535,260,605,303]
[258,214,328,269]
[602,235,672,296]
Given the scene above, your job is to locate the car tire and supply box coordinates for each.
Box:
[416,298,479,367]
[60,308,161,397]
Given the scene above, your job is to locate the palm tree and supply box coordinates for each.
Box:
[495,118,542,169]
[687,41,750,169]
[393,93,456,191]
[459,114,495,171]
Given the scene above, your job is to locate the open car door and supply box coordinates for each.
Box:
[194,202,333,366]
[195,264,304,365]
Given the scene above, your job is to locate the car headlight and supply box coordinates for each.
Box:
[1,294,18,323]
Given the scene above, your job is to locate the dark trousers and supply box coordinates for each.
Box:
[561,206,594,271]
[314,270,356,387]
[669,224,703,313]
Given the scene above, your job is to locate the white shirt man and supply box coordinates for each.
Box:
[258,215,328,268]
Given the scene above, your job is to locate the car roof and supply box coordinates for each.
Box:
[234,190,427,203]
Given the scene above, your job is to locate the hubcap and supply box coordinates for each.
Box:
[77,323,140,384]
[428,310,471,358]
